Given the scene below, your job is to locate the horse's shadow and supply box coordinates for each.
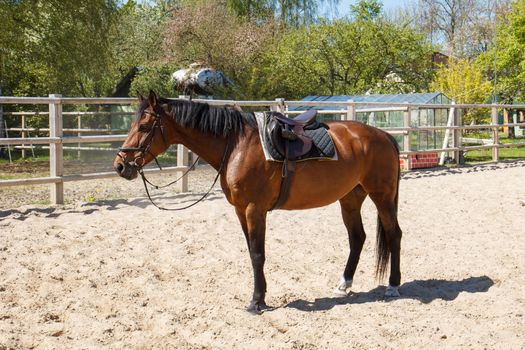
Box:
[286,276,494,312]
[0,191,224,221]
[86,191,224,211]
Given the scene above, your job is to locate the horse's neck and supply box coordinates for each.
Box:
[177,128,230,171]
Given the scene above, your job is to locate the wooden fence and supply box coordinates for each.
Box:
[1,95,525,205]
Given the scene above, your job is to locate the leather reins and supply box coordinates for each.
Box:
[117,106,230,211]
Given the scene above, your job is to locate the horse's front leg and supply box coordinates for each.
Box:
[235,205,268,314]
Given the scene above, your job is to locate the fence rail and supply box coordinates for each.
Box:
[1,95,525,205]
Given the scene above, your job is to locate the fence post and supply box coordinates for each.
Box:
[0,93,3,140]
[439,102,456,165]
[0,87,4,146]
[403,105,411,170]
[345,99,356,121]
[49,94,64,204]
[271,98,285,113]
[21,114,26,158]
[77,113,82,159]
[176,144,189,192]
[491,104,499,162]
[453,106,462,164]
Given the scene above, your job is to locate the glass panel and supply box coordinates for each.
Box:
[418,131,427,150]
[420,109,428,126]
[435,108,448,125]
[434,130,445,149]
[410,110,419,127]
[356,112,368,124]
[368,113,374,127]
[393,134,403,150]
[428,130,435,149]
[410,131,419,151]
[390,111,403,127]
[375,112,386,127]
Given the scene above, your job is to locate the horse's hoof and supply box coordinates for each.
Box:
[385,285,400,297]
[333,277,353,297]
[333,289,349,297]
[246,301,269,315]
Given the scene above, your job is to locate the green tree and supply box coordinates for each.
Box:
[226,0,339,26]
[410,0,511,59]
[253,2,435,99]
[161,0,279,98]
[0,0,27,95]
[477,0,525,103]
[276,0,336,26]
[226,0,274,20]
[350,0,382,20]
[113,0,179,96]
[0,0,120,97]
[431,58,492,124]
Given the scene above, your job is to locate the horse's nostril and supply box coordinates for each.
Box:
[116,163,124,174]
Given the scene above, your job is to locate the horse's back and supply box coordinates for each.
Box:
[275,121,400,209]
[325,120,399,167]
[328,120,400,200]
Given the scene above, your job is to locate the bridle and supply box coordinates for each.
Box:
[117,105,167,171]
[117,104,230,211]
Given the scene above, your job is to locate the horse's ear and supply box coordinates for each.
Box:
[137,91,144,102]
[148,90,158,108]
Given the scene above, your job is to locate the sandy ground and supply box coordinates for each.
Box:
[1,161,525,349]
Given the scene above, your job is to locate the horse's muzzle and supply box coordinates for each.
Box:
[114,156,138,180]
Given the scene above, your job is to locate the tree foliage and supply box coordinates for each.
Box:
[226,0,274,20]
[253,4,435,99]
[0,0,120,97]
[477,0,525,103]
[411,0,511,58]
[275,0,337,26]
[431,58,492,123]
[115,0,179,96]
[161,0,279,98]
[227,0,339,26]
[0,0,440,99]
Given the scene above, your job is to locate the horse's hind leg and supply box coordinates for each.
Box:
[235,205,268,314]
[368,191,402,297]
[334,185,368,297]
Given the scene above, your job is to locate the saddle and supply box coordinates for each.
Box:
[265,109,318,210]
[267,109,318,160]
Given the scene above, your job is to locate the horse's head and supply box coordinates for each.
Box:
[114,90,171,180]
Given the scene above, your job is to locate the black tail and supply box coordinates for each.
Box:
[375,131,401,280]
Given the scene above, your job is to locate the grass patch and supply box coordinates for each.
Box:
[0,173,45,180]
[464,145,525,163]
[0,158,50,179]
[461,133,525,163]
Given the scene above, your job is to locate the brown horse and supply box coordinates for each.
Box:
[114,91,402,313]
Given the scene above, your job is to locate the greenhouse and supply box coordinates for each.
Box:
[291,92,453,152]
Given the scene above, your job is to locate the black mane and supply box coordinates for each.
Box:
[158,97,257,137]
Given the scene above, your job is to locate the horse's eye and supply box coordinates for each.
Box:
[138,124,150,132]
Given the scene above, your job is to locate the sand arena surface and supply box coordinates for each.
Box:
[1,161,525,349]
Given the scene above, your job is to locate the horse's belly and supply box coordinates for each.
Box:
[280,163,359,210]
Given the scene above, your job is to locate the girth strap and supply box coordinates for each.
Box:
[271,140,297,210]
